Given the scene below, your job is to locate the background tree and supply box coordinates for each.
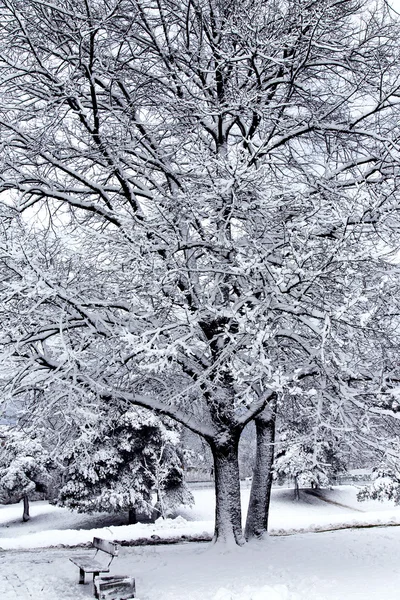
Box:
[274,433,347,499]
[0,428,53,521]
[275,389,349,493]
[0,0,400,545]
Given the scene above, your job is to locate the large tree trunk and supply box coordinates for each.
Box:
[244,404,276,540]
[210,434,245,546]
[22,494,30,522]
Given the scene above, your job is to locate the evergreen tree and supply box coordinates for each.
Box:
[57,408,193,522]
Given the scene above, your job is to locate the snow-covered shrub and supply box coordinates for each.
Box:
[357,466,400,504]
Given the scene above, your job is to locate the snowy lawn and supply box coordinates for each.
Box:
[1,485,400,600]
[1,484,400,550]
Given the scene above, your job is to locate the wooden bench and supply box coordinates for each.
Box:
[70,537,119,585]
[94,575,136,600]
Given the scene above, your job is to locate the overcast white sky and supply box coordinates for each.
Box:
[388,0,400,12]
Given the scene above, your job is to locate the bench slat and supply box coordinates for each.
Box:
[70,557,110,573]
[94,575,136,600]
[93,537,119,556]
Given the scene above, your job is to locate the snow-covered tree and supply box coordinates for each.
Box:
[273,388,348,498]
[57,408,193,522]
[0,429,53,521]
[0,0,400,545]
[275,434,347,498]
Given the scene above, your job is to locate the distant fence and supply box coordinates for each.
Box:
[185,470,373,487]
[333,472,372,485]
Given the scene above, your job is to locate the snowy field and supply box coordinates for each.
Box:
[1,485,400,600]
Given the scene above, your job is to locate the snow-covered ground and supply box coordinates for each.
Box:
[1,485,399,550]
[1,485,400,600]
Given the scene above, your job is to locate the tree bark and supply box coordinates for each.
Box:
[22,494,30,522]
[244,403,276,540]
[210,434,245,546]
[294,476,300,501]
[128,508,137,524]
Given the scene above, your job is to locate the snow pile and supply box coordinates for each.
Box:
[271,509,400,536]
[0,516,213,550]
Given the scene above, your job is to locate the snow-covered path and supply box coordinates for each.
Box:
[2,526,400,600]
[1,548,89,600]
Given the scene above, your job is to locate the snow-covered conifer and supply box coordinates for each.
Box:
[57,408,193,521]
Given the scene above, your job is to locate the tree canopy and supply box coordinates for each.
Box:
[0,0,400,544]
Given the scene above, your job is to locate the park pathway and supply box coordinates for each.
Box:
[0,548,92,600]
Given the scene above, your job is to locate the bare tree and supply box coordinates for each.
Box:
[0,0,400,544]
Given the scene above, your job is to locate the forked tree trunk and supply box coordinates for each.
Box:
[210,434,245,546]
[22,494,30,522]
[245,403,276,540]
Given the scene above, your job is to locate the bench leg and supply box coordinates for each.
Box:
[79,568,85,585]
[93,573,100,598]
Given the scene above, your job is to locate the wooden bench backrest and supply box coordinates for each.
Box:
[93,537,119,557]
